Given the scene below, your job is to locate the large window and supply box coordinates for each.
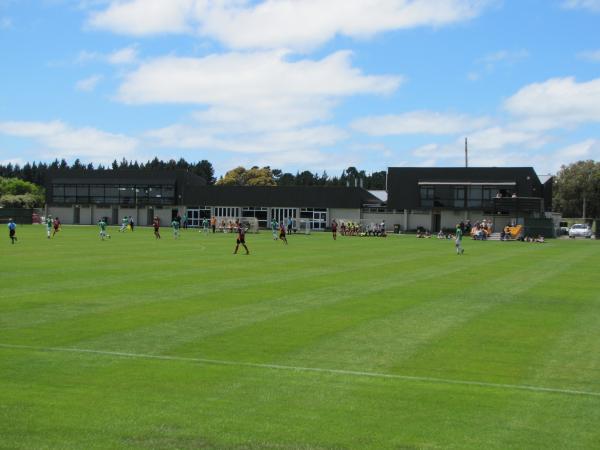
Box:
[454,187,466,208]
[420,186,434,207]
[467,186,482,208]
[186,207,211,227]
[214,207,239,218]
[242,207,268,228]
[300,208,327,230]
[51,182,176,205]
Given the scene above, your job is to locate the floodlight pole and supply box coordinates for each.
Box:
[465,137,468,168]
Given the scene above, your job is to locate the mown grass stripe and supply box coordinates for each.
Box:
[2,343,600,399]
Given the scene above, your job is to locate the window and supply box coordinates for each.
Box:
[214,207,239,218]
[300,208,327,230]
[242,207,268,228]
[467,186,482,208]
[420,186,434,207]
[64,185,76,203]
[454,187,465,208]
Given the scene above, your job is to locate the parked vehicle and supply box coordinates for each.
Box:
[559,221,569,235]
[568,223,593,238]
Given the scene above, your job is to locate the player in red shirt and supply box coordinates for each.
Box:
[331,219,337,240]
[153,216,161,239]
[233,220,249,254]
[52,217,61,237]
[279,222,288,245]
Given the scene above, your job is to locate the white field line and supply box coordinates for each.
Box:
[1,343,599,399]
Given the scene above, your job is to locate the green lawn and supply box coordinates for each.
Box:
[1,225,599,449]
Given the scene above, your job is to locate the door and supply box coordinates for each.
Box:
[147,207,154,226]
[73,206,80,224]
[432,213,441,232]
[112,207,119,225]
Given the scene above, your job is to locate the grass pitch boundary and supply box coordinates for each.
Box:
[2,342,599,399]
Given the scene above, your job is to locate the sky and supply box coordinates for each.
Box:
[1,0,599,178]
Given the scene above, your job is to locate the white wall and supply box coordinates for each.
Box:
[361,212,405,231]
[407,213,431,231]
[329,208,361,224]
[441,210,465,230]
[93,207,112,224]
[79,206,92,225]
[47,206,74,224]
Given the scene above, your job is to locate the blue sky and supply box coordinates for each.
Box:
[1,0,599,177]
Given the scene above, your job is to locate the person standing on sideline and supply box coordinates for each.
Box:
[171,217,180,239]
[455,223,464,255]
[129,216,135,231]
[153,216,161,239]
[331,219,338,240]
[8,218,17,244]
[45,215,53,239]
[210,216,216,233]
[287,216,293,235]
[233,220,249,255]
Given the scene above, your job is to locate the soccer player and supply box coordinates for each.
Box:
[171,217,180,239]
[331,219,338,240]
[287,217,293,235]
[233,220,249,255]
[98,218,110,240]
[271,218,279,240]
[202,217,209,233]
[279,222,288,245]
[210,216,216,233]
[153,216,161,239]
[52,217,61,237]
[45,215,53,239]
[455,223,464,255]
[119,216,128,232]
[129,216,135,231]
[7,218,17,244]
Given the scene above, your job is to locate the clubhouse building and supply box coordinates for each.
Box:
[45,166,554,234]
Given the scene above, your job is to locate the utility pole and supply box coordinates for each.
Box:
[465,137,468,168]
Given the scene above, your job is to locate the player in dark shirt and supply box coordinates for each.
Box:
[331,219,338,240]
[153,217,161,239]
[233,220,249,255]
[52,217,61,237]
[279,223,288,245]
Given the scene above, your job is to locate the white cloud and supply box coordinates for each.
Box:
[89,0,493,51]
[504,76,600,130]
[76,45,138,65]
[118,50,401,133]
[75,74,103,91]
[107,45,138,64]
[468,49,528,80]
[146,124,347,153]
[562,0,600,12]
[556,139,599,159]
[577,49,600,62]
[0,120,140,164]
[88,0,195,35]
[351,111,489,136]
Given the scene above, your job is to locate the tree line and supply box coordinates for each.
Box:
[0,158,387,190]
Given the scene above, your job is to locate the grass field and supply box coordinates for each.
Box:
[1,225,599,449]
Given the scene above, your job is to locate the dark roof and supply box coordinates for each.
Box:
[48,169,206,186]
[184,186,381,208]
[387,167,545,210]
